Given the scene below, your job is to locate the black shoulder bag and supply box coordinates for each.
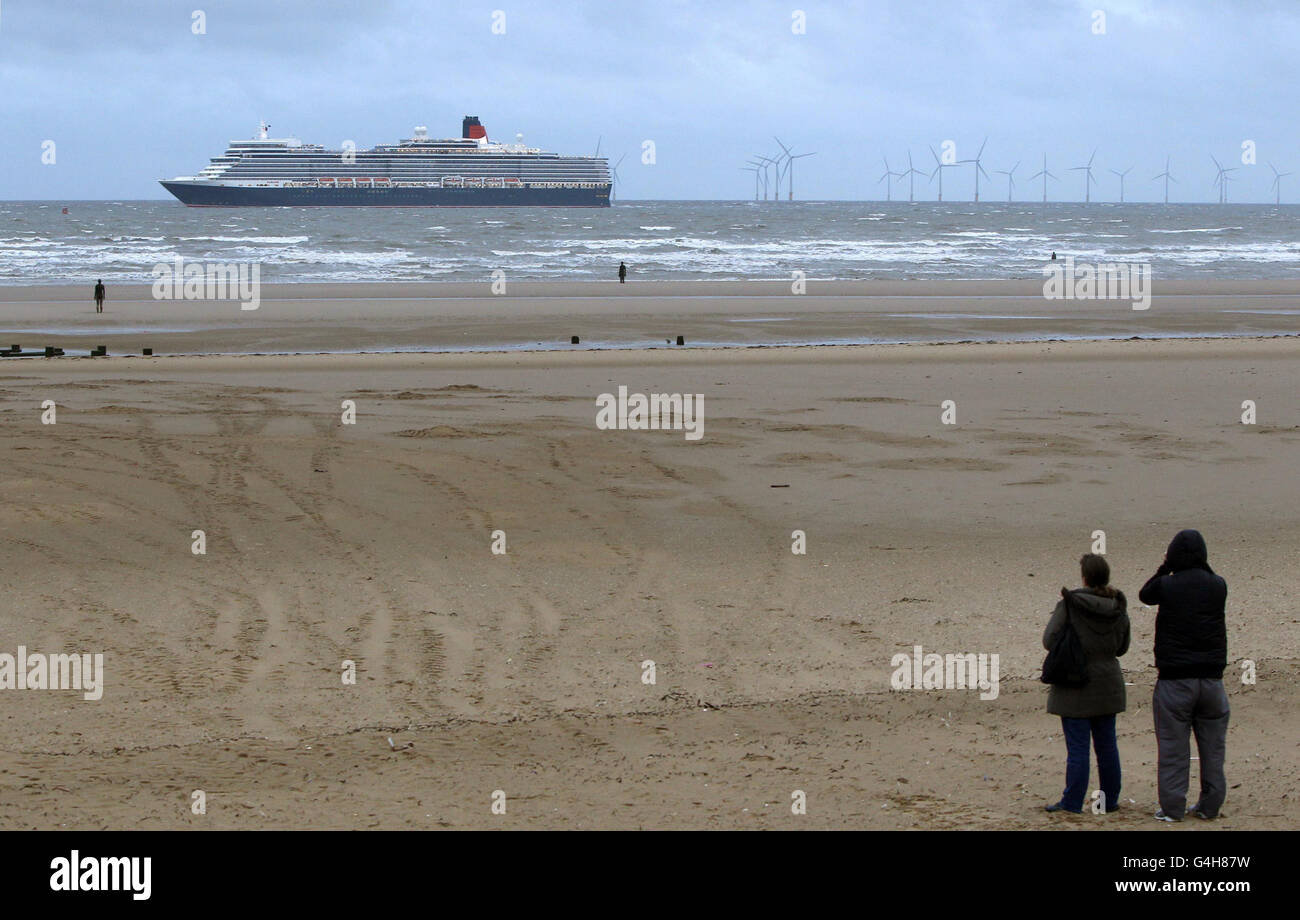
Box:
[1041,589,1090,687]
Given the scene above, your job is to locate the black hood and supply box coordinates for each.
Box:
[1167,529,1214,574]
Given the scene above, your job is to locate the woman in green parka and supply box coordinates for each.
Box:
[1043,553,1131,814]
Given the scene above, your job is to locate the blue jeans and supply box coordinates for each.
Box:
[1059,715,1121,812]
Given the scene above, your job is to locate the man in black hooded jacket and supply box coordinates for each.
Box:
[1139,529,1229,821]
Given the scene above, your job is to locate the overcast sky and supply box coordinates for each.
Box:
[1,0,1297,202]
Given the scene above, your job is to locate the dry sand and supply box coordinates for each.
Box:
[0,283,1297,829]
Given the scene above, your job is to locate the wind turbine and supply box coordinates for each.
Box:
[1110,166,1133,203]
[769,137,790,200]
[994,161,1019,202]
[958,137,990,202]
[1221,173,1237,202]
[1268,162,1291,205]
[740,165,761,201]
[900,150,926,203]
[928,144,957,202]
[768,152,789,201]
[1152,157,1176,204]
[1210,155,1237,203]
[752,155,770,200]
[609,154,626,202]
[754,154,780,200]
[747,158,770,199]
[784,150,816,200]
[1070,148,1098,203]
[878,156,902,201]
[766,144,791,202]
[1029,154,1058,203]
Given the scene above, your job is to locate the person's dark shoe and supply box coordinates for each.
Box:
[1154,809,1181,822]
[1045,801,1082,814]
[1188,804,1216,820]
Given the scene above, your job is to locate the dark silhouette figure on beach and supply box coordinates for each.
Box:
[93,279,105,313]
[618,262,627,284]
[1139,529,1229,821]
[1051,252,1057,260]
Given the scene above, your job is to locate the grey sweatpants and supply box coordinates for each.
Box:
[1153,678,1230,819]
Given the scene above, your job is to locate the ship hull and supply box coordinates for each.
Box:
[161,181,610,207]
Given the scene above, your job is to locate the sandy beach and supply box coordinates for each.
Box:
[0,281,1297,830]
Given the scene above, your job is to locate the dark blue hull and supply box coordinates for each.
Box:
[161,181,610,207]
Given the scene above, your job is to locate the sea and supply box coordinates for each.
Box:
[1,200,1298,284]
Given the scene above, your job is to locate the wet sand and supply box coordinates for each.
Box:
[2,279,1300,356]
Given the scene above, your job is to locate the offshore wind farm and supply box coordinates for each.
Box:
[742,137,1294,205]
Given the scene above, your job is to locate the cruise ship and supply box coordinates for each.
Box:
[160,116,611,207]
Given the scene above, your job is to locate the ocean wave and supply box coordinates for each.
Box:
[177,235,310,243]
